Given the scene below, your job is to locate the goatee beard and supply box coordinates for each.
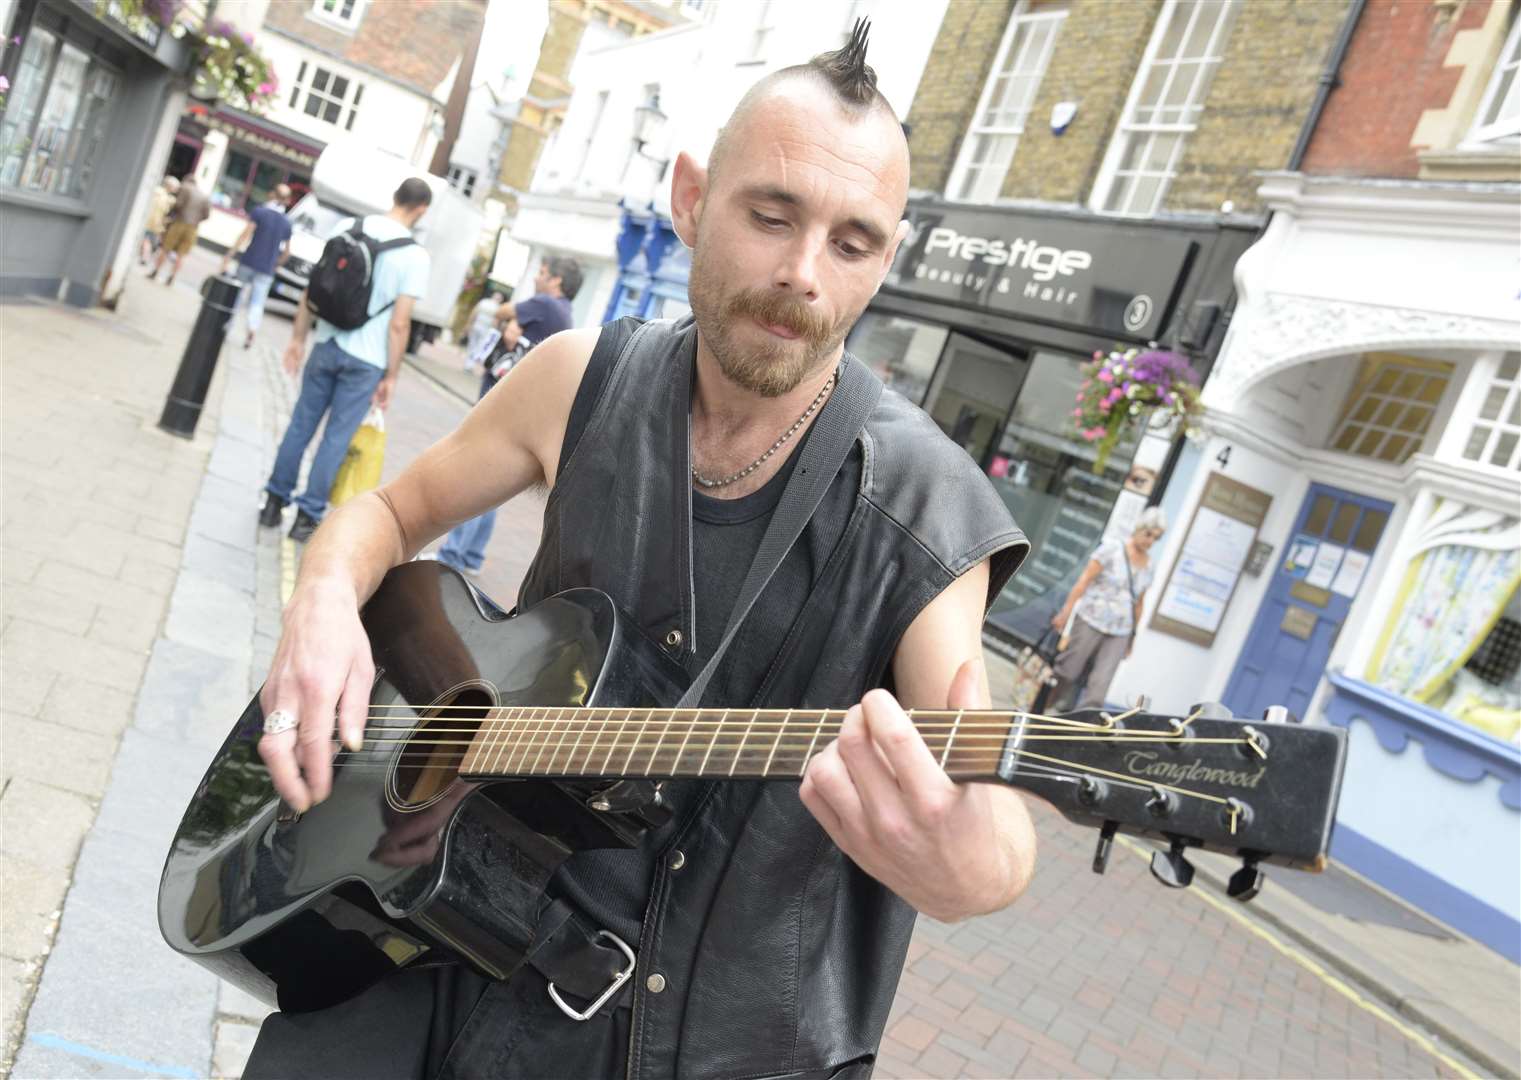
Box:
[692,281,845,398]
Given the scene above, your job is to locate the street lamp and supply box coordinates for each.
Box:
[632,94,668,162]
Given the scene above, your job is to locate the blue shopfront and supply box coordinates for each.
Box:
[602,206,691,324]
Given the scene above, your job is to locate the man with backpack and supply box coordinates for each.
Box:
[259,178,433,543]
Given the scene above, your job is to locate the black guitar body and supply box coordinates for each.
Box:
[157,562,685,1013]
[161,563,1348,1016]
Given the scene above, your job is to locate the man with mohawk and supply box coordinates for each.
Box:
[245,22,1036,1079]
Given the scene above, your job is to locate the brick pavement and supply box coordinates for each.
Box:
[876,800,1480,1079]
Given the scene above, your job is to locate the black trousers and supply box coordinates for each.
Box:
[244,963,631,1080]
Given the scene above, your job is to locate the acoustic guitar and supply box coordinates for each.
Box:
[158,562,1346,1013]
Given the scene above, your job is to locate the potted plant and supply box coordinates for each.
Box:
[189,21,278,113]
[1071,347,1203,473]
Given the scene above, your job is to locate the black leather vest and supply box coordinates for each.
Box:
[518,316,1027,1079]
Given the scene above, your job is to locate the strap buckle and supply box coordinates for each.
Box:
[545,930,636,1022]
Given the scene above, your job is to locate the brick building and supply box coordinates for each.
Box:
[863,0,1363,647]
[170,0,487,252]
[493,0,686,218]
[1101,0,1521,963]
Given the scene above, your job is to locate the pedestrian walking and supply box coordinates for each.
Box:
[147,176,211,285]
[221,184,294,349]
[138,175,179,265]
[1049,507,1167,709]
[436,256,580,576]
[258,178,433,543]
[463,290,504,369]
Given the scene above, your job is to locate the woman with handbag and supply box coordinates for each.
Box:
[1049,507,1167,710]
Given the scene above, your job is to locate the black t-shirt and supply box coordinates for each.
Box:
[546,321,837,944]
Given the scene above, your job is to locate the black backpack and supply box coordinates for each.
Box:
[305,220,416,330]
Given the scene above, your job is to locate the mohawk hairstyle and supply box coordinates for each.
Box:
[808,17,880,108]
[707,16,899,178]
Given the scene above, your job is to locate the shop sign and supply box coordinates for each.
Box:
[1152,473,1272,648]
[207,115,319,168]
[886,204,1197,341]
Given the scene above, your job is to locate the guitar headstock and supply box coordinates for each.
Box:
[998,702,1346,898]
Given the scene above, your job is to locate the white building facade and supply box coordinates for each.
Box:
[509,0,949,327]
[1109,174,1521,961]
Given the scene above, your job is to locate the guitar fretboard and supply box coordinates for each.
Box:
[457,707,1020,782]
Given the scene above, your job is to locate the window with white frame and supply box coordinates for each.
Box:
[1471,9,1520,143]
[311,0,364,30]
[747,4,774,62]
[447,164,478,198]
[946,1,1068,204]
[1093,0,1238,218]
[288,62,364,131]
[1329,354,1453,465]
[1461,352,1521,471]
[0,26,122,200]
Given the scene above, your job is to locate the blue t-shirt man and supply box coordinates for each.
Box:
[440,255,582,576]
[238,202,293,276]
[312,214,432,371]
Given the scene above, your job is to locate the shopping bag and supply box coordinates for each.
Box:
[329,407,386,507]
[1010,629,1060,714]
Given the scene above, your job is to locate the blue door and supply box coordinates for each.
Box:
[1222,484,1392,722]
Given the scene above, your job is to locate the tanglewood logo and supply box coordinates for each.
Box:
[1124,751,1265,789]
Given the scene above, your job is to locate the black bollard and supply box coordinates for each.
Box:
[158,272,243,439]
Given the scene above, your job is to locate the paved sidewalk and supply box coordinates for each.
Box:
[1,276,249,1076]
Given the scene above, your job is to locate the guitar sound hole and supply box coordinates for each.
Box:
[391,687,493,809]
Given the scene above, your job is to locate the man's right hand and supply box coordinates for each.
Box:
[257,580,375,812]
[282,340,304,378]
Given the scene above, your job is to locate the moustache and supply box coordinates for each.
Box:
[725,289,833,347]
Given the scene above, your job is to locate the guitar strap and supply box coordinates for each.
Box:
[516,354,883,1018]
[674,353,884,710]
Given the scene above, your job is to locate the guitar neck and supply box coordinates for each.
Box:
[458,707,1021,783]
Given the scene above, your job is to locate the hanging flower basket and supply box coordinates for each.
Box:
[190,21,278,113]
[1071,347,1203,473]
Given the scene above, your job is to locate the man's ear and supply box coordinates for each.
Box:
[669,151,707,249]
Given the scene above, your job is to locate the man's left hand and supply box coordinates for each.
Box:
[800,658,1027,922]
[372,376,396,410]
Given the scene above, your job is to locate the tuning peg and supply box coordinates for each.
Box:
[1228,855,1264,902]
[1132,693,1151,711]
[1261,705,1297,725]
[1150,839,1195,888]
[1077,776,1108,808]
[1092,820,1118,875]
[1146,786,1178,818]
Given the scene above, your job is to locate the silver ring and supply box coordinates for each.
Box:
[263,708,297,736]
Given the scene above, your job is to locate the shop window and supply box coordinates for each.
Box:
[1369,506,1520,741]
[212,149,306,214]
[1461,352,1521,471]
[311,0,365,31]
[983,350,1139,639]
[289,63,364,131]
[1092,0,1237,218]
[448,164,478,198]
[845,311,947,405]
[946,1,1068,204]
[1470,8,1520,144]
[1328,353,1453,465]
[0,27,121,200]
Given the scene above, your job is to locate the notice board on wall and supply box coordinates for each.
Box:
[1151,473,1273,648]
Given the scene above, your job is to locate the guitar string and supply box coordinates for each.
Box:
[337,716,1214,736]
[359,732,1249,746]
[323,740,1239,808]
